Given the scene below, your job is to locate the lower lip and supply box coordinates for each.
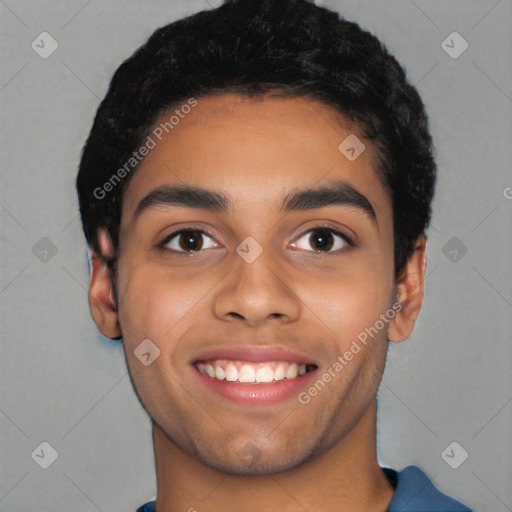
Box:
[192,365,318,407]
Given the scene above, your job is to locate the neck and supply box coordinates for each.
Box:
[152,399,394,512]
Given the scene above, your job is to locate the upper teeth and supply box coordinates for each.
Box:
[196,360,308,383]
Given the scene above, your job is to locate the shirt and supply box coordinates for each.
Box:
[135,465,472,511]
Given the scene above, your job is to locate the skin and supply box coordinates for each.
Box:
[89,93,427,511]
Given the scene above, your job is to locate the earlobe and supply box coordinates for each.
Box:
[88,228,121,339]
[388,236,427,343]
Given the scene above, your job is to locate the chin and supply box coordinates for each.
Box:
[197,441,315,476]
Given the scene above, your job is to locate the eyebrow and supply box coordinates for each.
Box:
[134,184,230,220]
[133,180,377,223]
[281,180,376,222]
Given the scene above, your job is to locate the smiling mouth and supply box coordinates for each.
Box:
[194,359,317,383]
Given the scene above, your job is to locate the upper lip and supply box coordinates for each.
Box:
[192,345,318,366]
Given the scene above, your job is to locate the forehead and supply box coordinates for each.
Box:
[121,93,389,225]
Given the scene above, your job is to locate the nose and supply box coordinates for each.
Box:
[212,247,301,327]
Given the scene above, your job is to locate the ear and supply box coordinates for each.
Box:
[88,227,122,339]
[388,235,427,343]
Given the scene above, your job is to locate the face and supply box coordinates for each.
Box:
[111,93,398,475]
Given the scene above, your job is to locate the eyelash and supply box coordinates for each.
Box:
[156,225,354,256]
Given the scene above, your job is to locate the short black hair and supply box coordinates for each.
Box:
[77,0,436,293]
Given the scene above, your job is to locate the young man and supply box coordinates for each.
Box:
[76,1,473,510]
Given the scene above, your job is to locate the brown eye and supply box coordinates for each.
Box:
[308,228,334,251]
[293,227,350,253]
[162,229,216,253]
[178,230,204,251]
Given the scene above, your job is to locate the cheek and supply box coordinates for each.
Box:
[322,286,388,347]
[115,263,206,416]
[300,262,394,350]
[116,260,210,349]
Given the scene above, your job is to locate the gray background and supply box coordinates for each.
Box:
[1,0,511,511]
